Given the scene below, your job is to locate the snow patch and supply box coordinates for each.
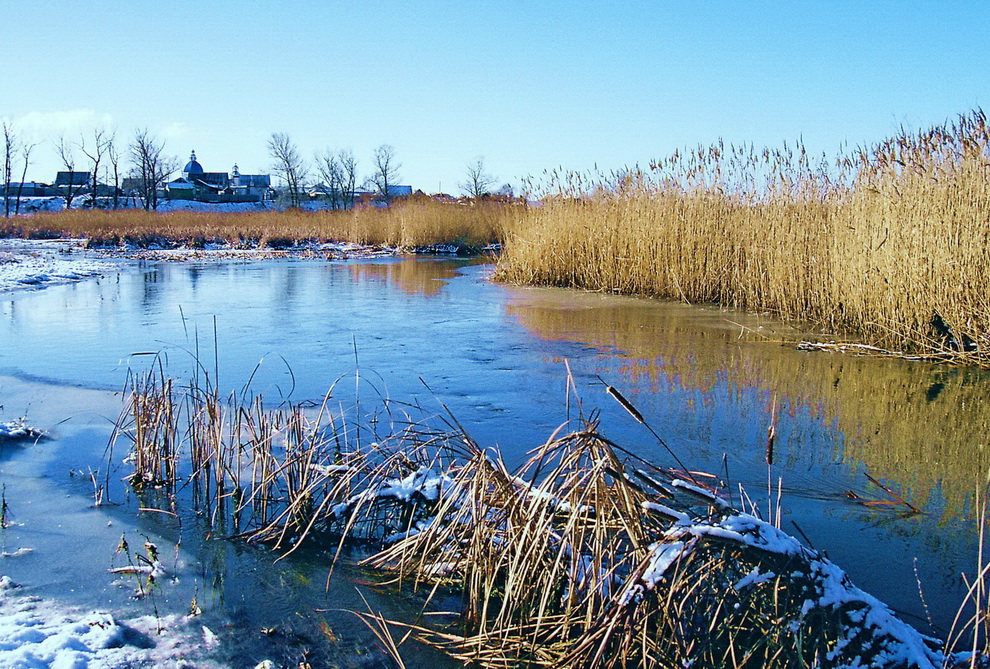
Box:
[0,240,112,294]
[0,577,224,667]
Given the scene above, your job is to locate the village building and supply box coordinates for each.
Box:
[0,182,52,197]
[54,171,92,196]
[166,151,272,203]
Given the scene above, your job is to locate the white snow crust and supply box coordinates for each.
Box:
[0,577,224,668]
[0,240,110,293]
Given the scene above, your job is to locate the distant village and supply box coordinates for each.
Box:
[1,150,414,209]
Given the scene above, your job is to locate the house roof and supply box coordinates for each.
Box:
[54,171,92,186]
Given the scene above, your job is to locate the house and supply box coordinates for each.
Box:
[386,185,413,198]
[230,165,271,201]
[166,151,270,203]
[54,171,92,192]
[0,182,53,197]
[121,177,156,195]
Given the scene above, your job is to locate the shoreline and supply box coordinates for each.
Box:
[0,237,494,296]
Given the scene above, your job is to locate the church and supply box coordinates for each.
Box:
[166,151,272,203]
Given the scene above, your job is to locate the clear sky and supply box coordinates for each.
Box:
[3,1,990,194]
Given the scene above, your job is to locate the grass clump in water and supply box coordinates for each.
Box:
[109,369,986,668]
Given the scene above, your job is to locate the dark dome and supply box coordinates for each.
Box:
[183,150,204,175]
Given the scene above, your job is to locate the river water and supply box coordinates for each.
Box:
[0,255,986,664]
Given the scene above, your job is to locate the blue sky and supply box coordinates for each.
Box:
[3,1,990,193]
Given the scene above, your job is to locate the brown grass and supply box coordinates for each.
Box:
[496,110,990,358]
[112,367,973,667]
[1,197,517,250]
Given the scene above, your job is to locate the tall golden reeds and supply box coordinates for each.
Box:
[1,197,516,250]
[496,110,990,358]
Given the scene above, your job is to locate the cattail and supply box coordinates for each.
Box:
[606,384,644,424]
[766,400,778,467]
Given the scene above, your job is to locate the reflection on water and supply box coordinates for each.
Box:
[505,291,990,522]
[348,257,479,296]
[0,256,986,644]
[502,285,989,634]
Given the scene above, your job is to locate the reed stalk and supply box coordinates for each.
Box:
[111,368,973,667]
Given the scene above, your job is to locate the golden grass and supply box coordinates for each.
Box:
[496,111,990,357]
[112,366,978,668]
[0,197,517,250]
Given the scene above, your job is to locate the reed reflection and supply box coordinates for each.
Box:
[347,258,478,297]
[505,289,990,522]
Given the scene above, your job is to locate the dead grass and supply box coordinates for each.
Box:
[496,110,990,359]
[1,197,517,250]
[111,368,977,667]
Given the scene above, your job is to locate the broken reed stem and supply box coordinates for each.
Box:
[767,396,777,524]
[600,377,699,485]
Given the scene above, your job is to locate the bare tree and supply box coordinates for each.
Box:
[2,121,14,218]
[368,144,401,203]
[129,129,176,211]
[106,132,122,210]
[14,140,38,216]
[315,147,358,210]
[56,133,86,210]
[337,149,358,209]
[268,132,307,208]
[459,156,497,199]
[79,128,112,209]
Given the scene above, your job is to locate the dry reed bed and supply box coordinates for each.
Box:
[496,111,990,358]
[111,371,983,668]
[1,198,515,250]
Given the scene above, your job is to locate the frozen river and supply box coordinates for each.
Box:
[0,253,986,665]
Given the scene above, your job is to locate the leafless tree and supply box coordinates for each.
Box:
[336,149,358,209]
[315,148,358,209]
[496,183,515,199]
[129,129,176,211]
[106,133,122,210]
[368,144,401,203]
[79,127,112,209]
[56,133,86,210]
[459,156,497,199]
[14,140,38,216]
[268,132,307,208]
[2,121,14,218]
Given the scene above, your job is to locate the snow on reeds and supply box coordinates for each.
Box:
[496,110,990,360]
[111,371,987,668]
[1,197,515,251]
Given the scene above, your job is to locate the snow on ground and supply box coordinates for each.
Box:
[0,239,113,293]
[0,197,65,214]
[0,576,225,668]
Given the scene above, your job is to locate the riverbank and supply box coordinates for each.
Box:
[0,574,224,668]
[6,114,990,366]
[0,198,514,252]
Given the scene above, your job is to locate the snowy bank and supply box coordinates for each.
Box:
[0,576,223,668]
[0,239,114,294]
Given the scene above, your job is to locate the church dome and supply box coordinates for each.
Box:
[183,150,204,175]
